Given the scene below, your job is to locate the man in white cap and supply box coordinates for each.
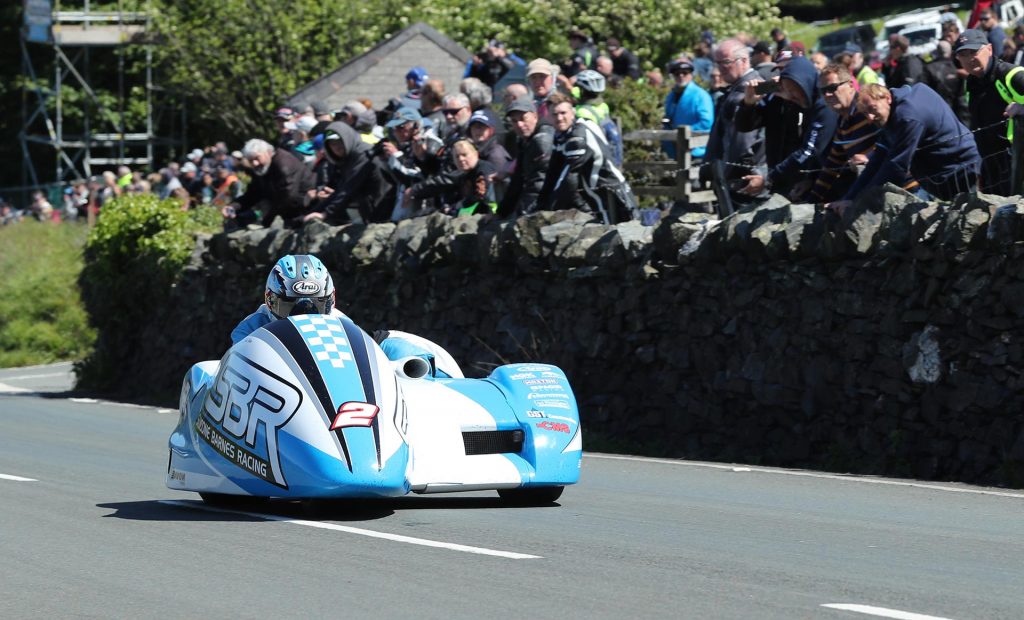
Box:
[526,58,558,121]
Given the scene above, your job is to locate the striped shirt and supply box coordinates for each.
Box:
[809,95,918,202]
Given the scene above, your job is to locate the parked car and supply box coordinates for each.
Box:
[817,24,877,59]
[1004,0,1024,25]
[876,9,965,57]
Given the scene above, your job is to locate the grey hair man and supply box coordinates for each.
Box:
[702,38,767,207]
[459,77,493,111]
[226,138,314,228]
[441,92,472,141]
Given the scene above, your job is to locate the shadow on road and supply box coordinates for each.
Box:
[97,500,267,522]
[98,494,558,524]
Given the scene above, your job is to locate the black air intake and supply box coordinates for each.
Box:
[462,430,524,455]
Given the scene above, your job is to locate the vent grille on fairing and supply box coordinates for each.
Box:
[462,430,524,455]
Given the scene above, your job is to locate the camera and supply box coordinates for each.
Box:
[754,80,780,96]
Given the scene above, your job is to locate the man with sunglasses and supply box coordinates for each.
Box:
[439,93,472,141]
[978,10,1006,57]
[807,64,919,202]
[957,28,1024,195]
[662,57,713,160]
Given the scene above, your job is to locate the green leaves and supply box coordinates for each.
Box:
[77,193,219,389]
[147,0,788,147]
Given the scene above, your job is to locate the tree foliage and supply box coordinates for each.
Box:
[150,0,789,145]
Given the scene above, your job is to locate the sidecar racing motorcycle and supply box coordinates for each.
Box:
[166,314,581,505]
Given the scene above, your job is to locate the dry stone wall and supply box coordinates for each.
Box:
[129,185,1024,487]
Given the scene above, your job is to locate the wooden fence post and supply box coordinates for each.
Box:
[675,126,691,202]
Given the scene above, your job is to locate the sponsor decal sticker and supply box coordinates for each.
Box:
[331,401,380,429]
[524,379,557,385]
[528,392,569,399]
[537,421,570,433]
[509,373,536,380]
[198,352,302,488]
[530,384,565,391]
[525,409,545,418]
[292,280,321,295]
[541,371,563,378]
[514,365,551,372]
[535,399,571,410]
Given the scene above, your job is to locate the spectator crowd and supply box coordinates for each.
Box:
[6,14,1023,228]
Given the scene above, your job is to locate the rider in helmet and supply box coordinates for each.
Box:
[573,69,609,125]
[230,254,344,344]
[230,254,464,378]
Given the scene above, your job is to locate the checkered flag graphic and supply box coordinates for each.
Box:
[293,316,354,368]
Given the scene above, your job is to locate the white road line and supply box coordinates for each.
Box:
[158,500,541,559]
[822,603,954,620]
[0,382,31,394]
[0,371,68,381]
[0,474,38,482]
[585,453,1024,500]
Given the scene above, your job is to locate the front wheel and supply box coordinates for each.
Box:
[497,486,564,506]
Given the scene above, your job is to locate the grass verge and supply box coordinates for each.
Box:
[0,221,95,367]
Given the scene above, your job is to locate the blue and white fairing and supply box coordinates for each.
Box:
[166,315,582,499]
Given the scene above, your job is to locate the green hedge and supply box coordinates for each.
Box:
[0,221,94,367]
[76,195,220,391]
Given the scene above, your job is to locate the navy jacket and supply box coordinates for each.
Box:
[844,84,980,201]
[736,57,838,191]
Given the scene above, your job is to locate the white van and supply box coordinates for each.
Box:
[876,9,965,57]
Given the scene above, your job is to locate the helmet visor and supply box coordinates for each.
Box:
[273,295,332,318]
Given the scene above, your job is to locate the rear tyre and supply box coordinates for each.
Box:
[497,486,564,506]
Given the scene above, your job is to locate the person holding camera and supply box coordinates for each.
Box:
[662,57,714,160]
[465,39,525,87]
[303,122,390,225]
[377,107,444,221]
[735,56,839,200]
[404,139,499,216]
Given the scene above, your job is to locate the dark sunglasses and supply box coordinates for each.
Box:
[821,81,849,94]
[442,108,464,115]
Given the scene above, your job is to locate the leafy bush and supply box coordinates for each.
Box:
[76,194,220,390]
[151,0,789,145]
[0,221,94,367]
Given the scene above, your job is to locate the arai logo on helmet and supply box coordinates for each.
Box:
[292,280,321,295]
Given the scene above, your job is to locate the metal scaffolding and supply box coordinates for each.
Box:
[19,0,182,199]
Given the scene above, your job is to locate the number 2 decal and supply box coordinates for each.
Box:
[331,402,380,429]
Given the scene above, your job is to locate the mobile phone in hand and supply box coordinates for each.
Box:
[755,80,779,96]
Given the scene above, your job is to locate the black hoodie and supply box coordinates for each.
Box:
[736,57,838,193]
[316,122,390,224]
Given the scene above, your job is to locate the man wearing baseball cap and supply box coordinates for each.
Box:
[844,42,879,86]
[468,109,512,196]
[400,66,429,110]
[662,57,713,160]
[957,27,1024,195]
[499,97,553,217]
[527,58,558,120]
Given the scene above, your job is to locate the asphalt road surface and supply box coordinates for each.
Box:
[2,363,1024,619]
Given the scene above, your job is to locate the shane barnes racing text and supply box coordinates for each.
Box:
[195,415,271,481]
